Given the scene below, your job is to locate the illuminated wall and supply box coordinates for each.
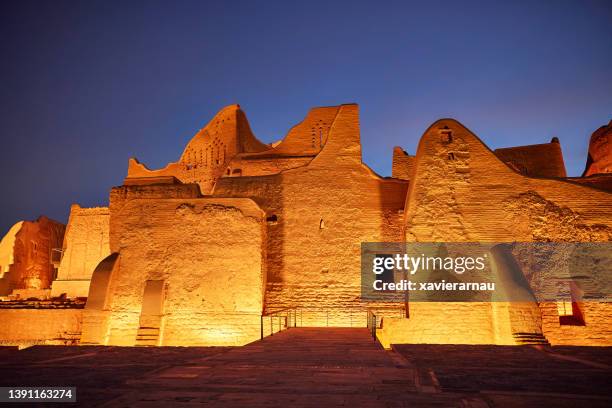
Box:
[391,119,612,346]
[81,183,266,346]
[51,205,110,298]
[125,104,269,194]
[0,217,65,298]
[2,104,609,347]
[215,104,409,326]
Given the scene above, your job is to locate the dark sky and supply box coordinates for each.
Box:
[1,0,611,234]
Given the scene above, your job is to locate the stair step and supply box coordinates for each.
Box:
[512,332,550,346]
[135,326,160,346]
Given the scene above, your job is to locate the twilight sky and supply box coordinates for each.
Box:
[1,0,611,233]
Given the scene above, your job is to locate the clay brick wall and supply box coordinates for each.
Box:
[125,105,269,193]
[583,119,611,176]
[90,185,267,346]
[378,302,500,347]
[399,119,612,345]
[215,105,409,325]
[0,222,24,294]
[494,139,567,178]
[221,106,342,178]
[51,205,110,298]
[392,146,416,180]
[0,309,82,346]
[223,156,313,178]
[540,302,612,346]
[0,217,65,296]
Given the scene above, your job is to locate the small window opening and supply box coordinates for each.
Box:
[558,282,585,326]
[319,218,325,229]
[266,215,278,224]
[448,152,456,160]
[440,126,453,143]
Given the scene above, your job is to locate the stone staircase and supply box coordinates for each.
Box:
[513,332,550,345]
[135,326,160,346]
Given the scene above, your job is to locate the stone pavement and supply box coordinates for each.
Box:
[0,328,610,407]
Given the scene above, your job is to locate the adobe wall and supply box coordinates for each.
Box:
[0,217,65,297]
[0,222,24,295]
[583,119,611,176]
[82,184,267,346]
[223,156,313,178]
[125,105,270,193]
[540,302,612,346]
[215,105,409,325]
[493,139,567,178]
[404,119,611,243]
[0,309,82,346]
[377,302,511,348]
[51,205,110,298]
[222,106,342,178]
[397,119,612,345]
[391,146,415,181]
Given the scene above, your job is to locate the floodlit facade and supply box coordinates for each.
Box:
[0,105,610,347]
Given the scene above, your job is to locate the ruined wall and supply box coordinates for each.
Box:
[51,205,110,298]
[0,222,24,294]
[398,119,612,345]
[126,104,270,193]
[493,138,567,178]
[567,174,612,193]
[540,302,612,346]
[583,119,612,176]
[0,217,65,298]
[223,156,313,178]
[404,119,611,242]
[82,184,266,346]
[391,146,416,181]
[215,105,409,326]
[377,302,507,348]
[222,106,342,178]
[0,309,82,346]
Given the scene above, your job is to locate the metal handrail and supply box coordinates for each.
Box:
[260,308,298,339]
[366,310,377,340]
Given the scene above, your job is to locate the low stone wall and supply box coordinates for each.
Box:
[0,309,82,346]
[50,280,91,298]
[377,303,504,348]
[540,302,612,346]
[374,302,543,348]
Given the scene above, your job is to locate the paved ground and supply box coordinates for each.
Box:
[0,328,610,407]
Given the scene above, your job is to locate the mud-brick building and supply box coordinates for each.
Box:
[1,104,611,347]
